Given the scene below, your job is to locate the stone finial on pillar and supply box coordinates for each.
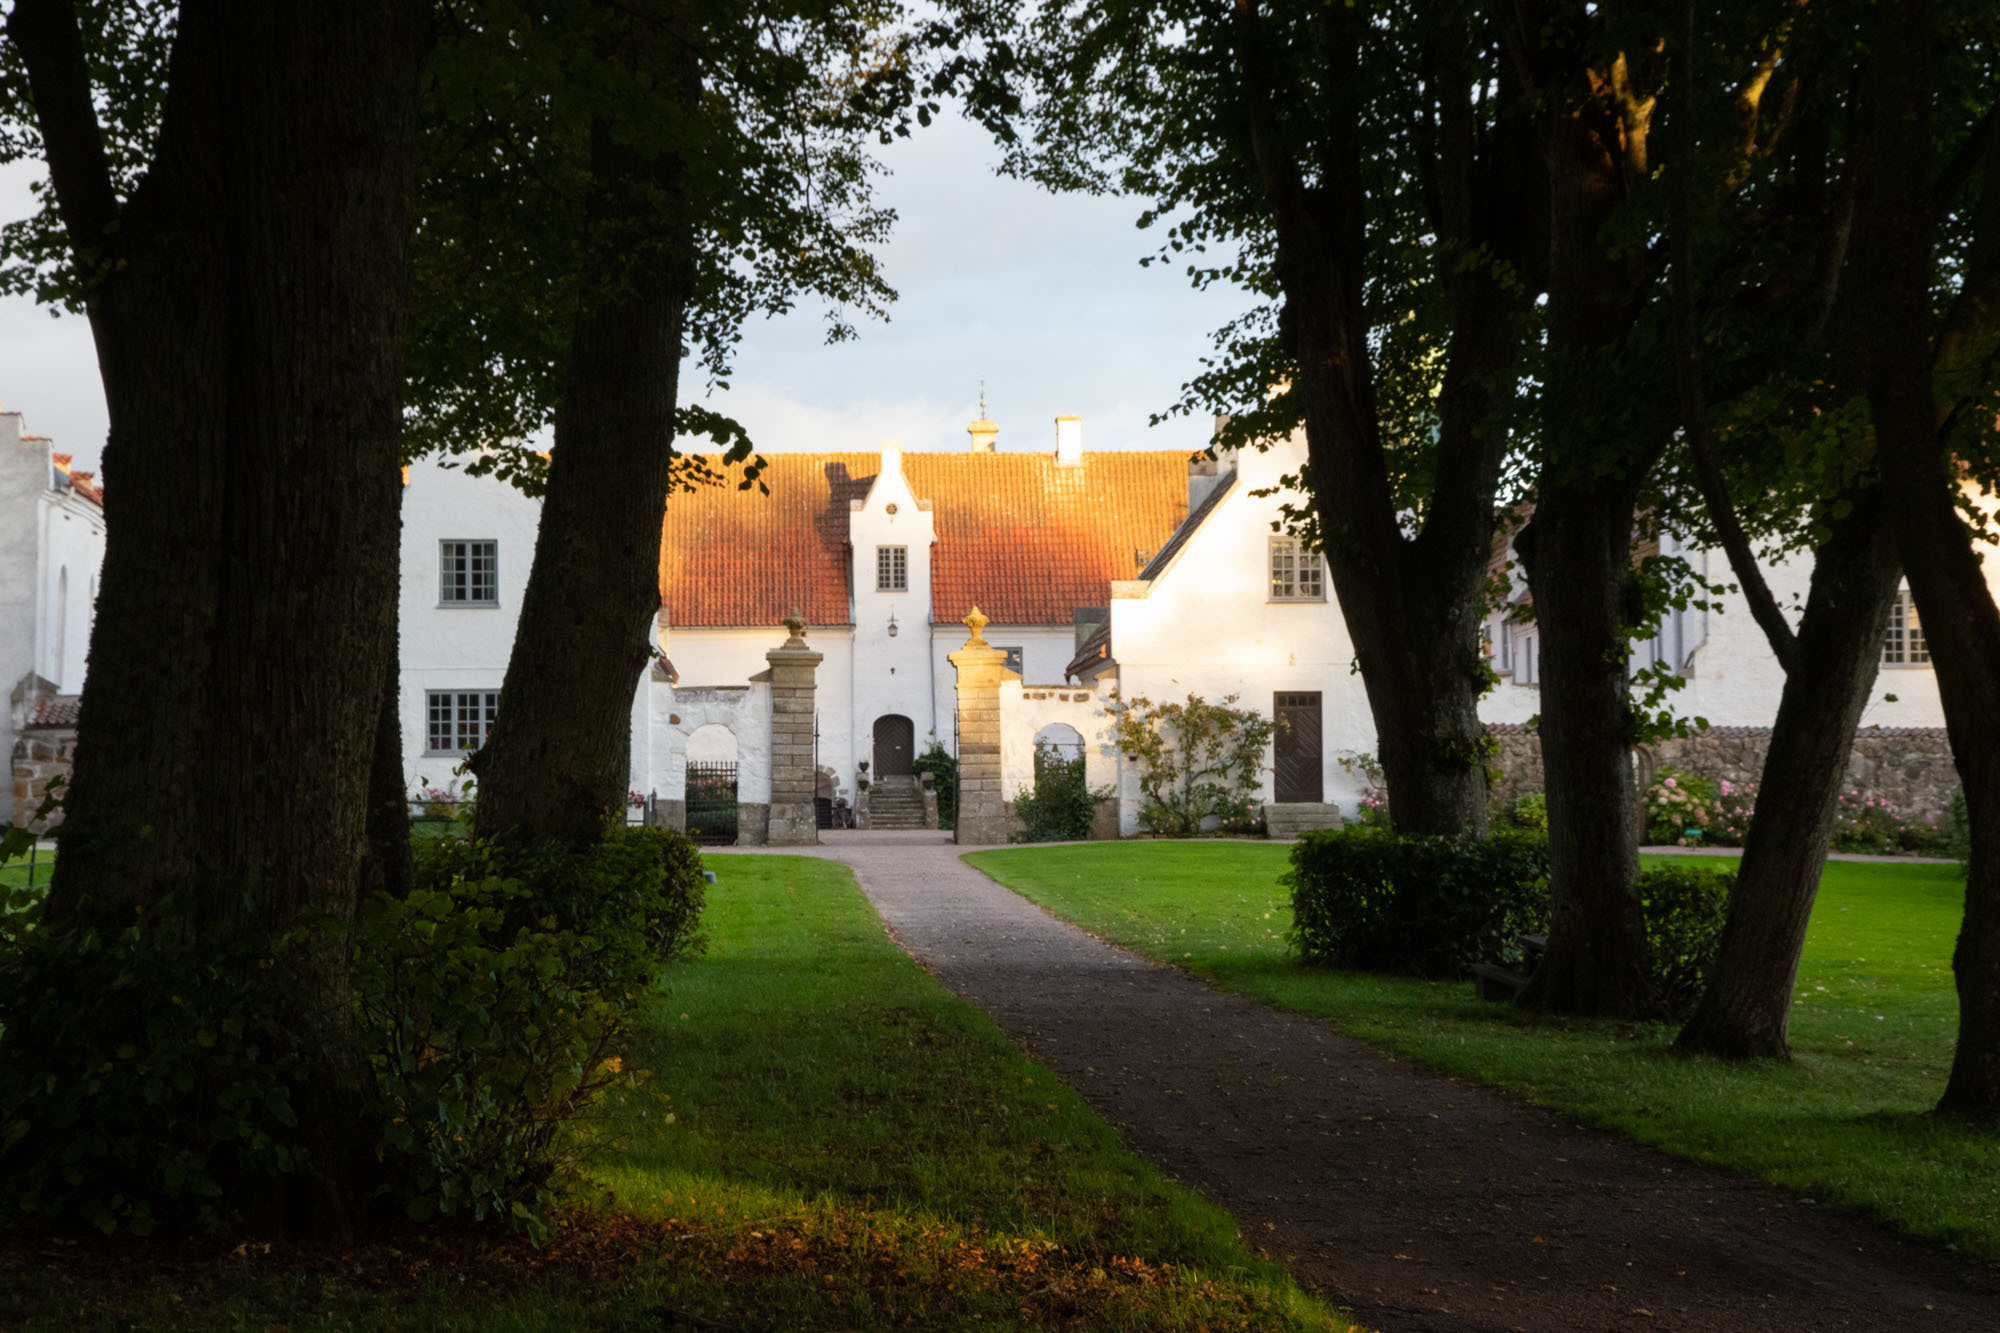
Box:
[949,606,1017,846]
[764,613,823,846]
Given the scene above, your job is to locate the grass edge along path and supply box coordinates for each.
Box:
[0,852,1351,1332]
[965,841,2000,1266]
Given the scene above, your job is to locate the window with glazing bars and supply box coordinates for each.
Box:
[1882,588,1930,665]
[877,545,908,591]
[1269,537,1324,601]
[426,690,499,753]
[440,540,498,604]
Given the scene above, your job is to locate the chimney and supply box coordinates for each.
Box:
[1054,415,1084,468]
[967,414,998,453]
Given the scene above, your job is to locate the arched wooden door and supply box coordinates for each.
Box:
[873,714,915,777]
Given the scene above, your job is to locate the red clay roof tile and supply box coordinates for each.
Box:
[659,450,1193,627]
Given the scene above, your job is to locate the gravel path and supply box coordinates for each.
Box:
[713,831,1997,1332]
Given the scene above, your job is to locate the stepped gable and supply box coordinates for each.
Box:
[658,449,1192,628]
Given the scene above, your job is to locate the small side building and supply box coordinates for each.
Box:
[2,405,105,828]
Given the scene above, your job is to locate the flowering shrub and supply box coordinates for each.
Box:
[1643,767,1719,845]
[1703,779,1757,846]
[1830,790,1946,855]
[1354,787,1390,827]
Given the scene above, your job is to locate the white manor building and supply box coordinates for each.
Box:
[3,406,104,827]
[395,408,1997,840]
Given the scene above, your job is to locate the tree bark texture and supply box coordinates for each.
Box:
[1676,493,1900,1059]
[11,0,427,1230]
[471,108,697,850]
[1231,3,1539,837]
[1861,0,2000,1121]
[1513,490,1653,1017]
[1506,1,1664,1017]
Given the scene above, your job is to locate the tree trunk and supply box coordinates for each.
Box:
[1677,493,1900,1059]
[1513,487,1654,1017]
[471,115,696,850]
[1232,4,1536,838]
[1502,1,1665,1018]
[12,0,426,1232]
[1862,0,2000,1121]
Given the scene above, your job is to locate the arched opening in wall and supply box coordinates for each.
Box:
[873,714,914,777]
[685,723,739,845]
[53,567,68,688]
[1033,722,1084,764]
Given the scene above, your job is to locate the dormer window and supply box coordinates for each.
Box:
[877,545,908,592]
[440,539,498,606]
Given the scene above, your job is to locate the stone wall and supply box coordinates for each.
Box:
[1487,724,1961,822]
[10,726,75,833]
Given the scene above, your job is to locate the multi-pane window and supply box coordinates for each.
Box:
[440,540,499,605]
[426,690,499,753]
[1882,588,1930,666]
[1269,537,1324,601]
[877,545,908,592]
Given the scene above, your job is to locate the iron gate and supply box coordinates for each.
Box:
[685,760,739,846]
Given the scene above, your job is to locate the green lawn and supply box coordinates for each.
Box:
[0,851,53,891]
[1,853,1346,1332]
[965,842,1999,1261]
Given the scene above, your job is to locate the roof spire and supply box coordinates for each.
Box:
[968,382,998,453]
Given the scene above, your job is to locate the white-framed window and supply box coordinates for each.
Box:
[440,539,499,605]
[1516,629,1538,685]
[999,645,1023,674]
[1882,587,1930,666]
[426,690,500,754]
[1269,537,1325,601]
[877,545,908,592]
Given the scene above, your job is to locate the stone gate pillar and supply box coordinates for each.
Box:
[949,606,1016,845]
[765,610,823,846]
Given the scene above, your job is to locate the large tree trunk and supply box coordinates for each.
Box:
[1862,0,2000,1121]
[1677,494,1900,1058]
[1513,486,1654,1017]
[471,112,696,850]
[11,0,426,1231]
[1233,3,1537,838]
[1503,2,1664,1018]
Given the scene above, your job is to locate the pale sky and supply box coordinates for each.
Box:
[0,107,1256,473]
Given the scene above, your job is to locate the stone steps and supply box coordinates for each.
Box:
[869,779,927,829]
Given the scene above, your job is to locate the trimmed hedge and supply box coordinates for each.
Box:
[1286,829,1733,1018]
[1285,828,1550,978]
[1636,861,1733,1022]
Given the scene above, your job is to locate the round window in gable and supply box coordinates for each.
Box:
[886,502,899,515]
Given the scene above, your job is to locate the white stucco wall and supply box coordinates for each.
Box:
[930,623,1076,753]
[997,678,1121,801]
[1,412,106,824]
[36,486,104,692]
[662,623,855,796]
[653,684,774,804]
[1480,520,2000,731]
[846,445,943,778]
[1105,433,1374,831]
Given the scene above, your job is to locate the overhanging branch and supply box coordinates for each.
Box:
[6,0,118,249]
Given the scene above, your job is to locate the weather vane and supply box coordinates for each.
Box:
[980,379,987,417]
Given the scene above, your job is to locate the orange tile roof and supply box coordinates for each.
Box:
[659,450,1193,627]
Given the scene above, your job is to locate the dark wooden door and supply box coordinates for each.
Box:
[873,714,915,777]
[1273,692,1323,803]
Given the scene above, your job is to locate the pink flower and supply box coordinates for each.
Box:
[1664,777,1678,789]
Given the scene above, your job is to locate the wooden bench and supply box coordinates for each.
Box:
[1470,962,1530,1002]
